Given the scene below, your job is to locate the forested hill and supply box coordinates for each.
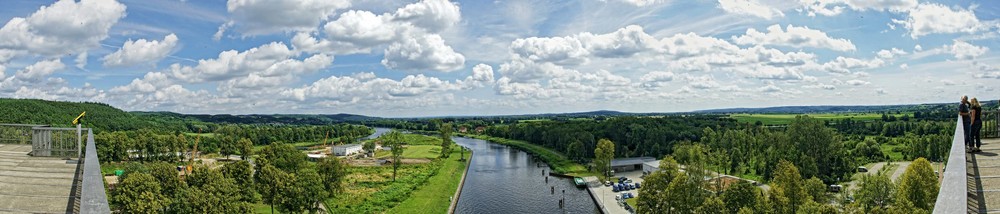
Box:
[0,98,195,132]
[696,100,999,115]
[137,112,379,125]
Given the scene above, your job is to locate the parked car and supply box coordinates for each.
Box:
[857,166,868,173]
[605,181,612,186]
[624,179,633,184]
[612,185,619,192]
[619,177,628,182]
[629,184,635,190]
[635,182,641,189]
[615,195,621,200]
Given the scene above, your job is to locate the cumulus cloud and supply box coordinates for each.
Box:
[945,40,988,60]
[822,56,885,74]
[640,71,675,88]
[462,63,495,88]
[281,73,463,102]
[732,24,856,51]
[14,59,64,83]
[510,36,588,66]
[892,3,985,39]
[381,34,465,72]
[170,42,333,83]
[103,34,179,67]
[876,48,907,59]
[223,0,351,36]
[717,0,784,20]
[799,0,917,16]
[391,0,461,33]
[0,0,126,56]
[617,0,669,7]
[845,79,870,86]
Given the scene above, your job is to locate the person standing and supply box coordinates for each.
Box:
[971,98,984,152]
[961,96,971,152]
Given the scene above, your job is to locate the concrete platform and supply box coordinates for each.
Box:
[968,138,1000,213]
[0,145,78,214]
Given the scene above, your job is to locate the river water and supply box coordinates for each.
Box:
[453,137,599,214]
[365,127,598,214]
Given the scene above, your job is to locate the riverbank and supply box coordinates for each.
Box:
[447,148,472,214]
[457,133,593,177]
[385,141,469,213]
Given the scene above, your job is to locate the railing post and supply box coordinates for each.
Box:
[76,124,81,159]
[933,116,969,213]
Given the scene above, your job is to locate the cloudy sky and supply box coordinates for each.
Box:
[0,0,997,117]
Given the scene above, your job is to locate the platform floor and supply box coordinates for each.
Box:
[0,144,78,214]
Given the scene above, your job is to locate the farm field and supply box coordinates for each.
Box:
[730,113,909,125]
[375,145,442,159]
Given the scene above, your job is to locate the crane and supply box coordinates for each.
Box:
[186,128,201,174]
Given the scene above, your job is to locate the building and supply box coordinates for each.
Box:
[333,144,363,156]
[611,157,656,172]
[643,160,660,175]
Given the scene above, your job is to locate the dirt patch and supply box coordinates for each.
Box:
[401,158,432,164]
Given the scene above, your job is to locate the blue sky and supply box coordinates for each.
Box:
[0,0,997,117]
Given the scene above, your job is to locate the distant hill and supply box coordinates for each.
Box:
[0,98,193,132]
[696,100,998,114]
[139,112,380,125]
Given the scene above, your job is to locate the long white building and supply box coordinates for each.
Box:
[333,144,363,156]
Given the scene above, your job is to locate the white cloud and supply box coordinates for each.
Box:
[758,83,781,92]
[322,10,398,50]
[223,0,351,36]
[717,0,784,20]
[281,73,463,102]
[510,36,588,66]
[111,72,172,93]
[169,42,333,83]
[391,0,461,33]
[0,0,126,56]
[899,63,908,70]
[799,0,917,16]
[75,52,88,69]
[845,79,870,86]
[578,25,659,58]
[876,48,907,59]
[640,71,675,88]
[103,34,179,67]
[617,0,669,7]
[732,24,856,51]
[946,40,988,60]
[381,34,465,72]
[14,59,64,82]
[892,3,985,39]
[463,63,495,87]
[822,56,885,74]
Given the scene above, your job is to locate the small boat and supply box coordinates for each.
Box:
[573,177,586,187]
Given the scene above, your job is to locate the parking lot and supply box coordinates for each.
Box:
[590,170,645,214]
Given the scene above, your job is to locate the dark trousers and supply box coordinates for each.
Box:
[972,122,983,148]
[964,121,972,148]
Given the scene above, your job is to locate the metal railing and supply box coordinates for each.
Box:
[933,117,969,213]
[0,124,44,144]
[80,129,111,213]
[30,127,81,157]
[983,110,999,138]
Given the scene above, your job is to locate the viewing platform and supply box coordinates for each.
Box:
[0,144,78,213]
[936,111,999,214]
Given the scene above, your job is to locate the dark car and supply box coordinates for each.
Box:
[635,182,641,188]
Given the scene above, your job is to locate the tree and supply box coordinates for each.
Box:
[363,140,376,155]
[382,130,406,181]
[439,122,453,158]
[722,180,758,213]
[317,156,347,196]
[696,196,727,214]
[594,139,615,181]
[770,160,810,214]
[637,156,681,214]
[147,162,185,197]
[665,173,706,213]
[797,201,838,214]
[220,136,237,160]
[112,173,167,213]
[804,177,829,204]
[222,160,259,203]
[566,140,583,162]
[256,164,291,214]
[257,142,306,173]
[237,138,253,161]
[277,168,328,213]
[897,158,938,210]
[854,172,896,211]
[787,116,849,183]
[173,166,253,213]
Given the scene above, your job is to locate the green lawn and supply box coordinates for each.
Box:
[388,148,468,214]
[626,197,637,208]
[183,132,217,137]
[879,143,905,161]
[730,113,910,125]
[253,203,279,214]
[376,145,442,159]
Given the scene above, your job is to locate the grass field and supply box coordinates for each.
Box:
[879,143,905,161]
[730,113,909,125]
[375,145,442,159]
[388,149,468,214]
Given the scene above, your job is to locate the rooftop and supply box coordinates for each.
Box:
[333,143,362,149]
[611,157,656,167]
[0,144,78,213]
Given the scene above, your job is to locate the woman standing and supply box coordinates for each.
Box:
[971,98,984,152]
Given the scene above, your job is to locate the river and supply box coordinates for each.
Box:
[365,127,599,214]
[453,137,599,214]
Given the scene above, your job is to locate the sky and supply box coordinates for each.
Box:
[0,0,998,117]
